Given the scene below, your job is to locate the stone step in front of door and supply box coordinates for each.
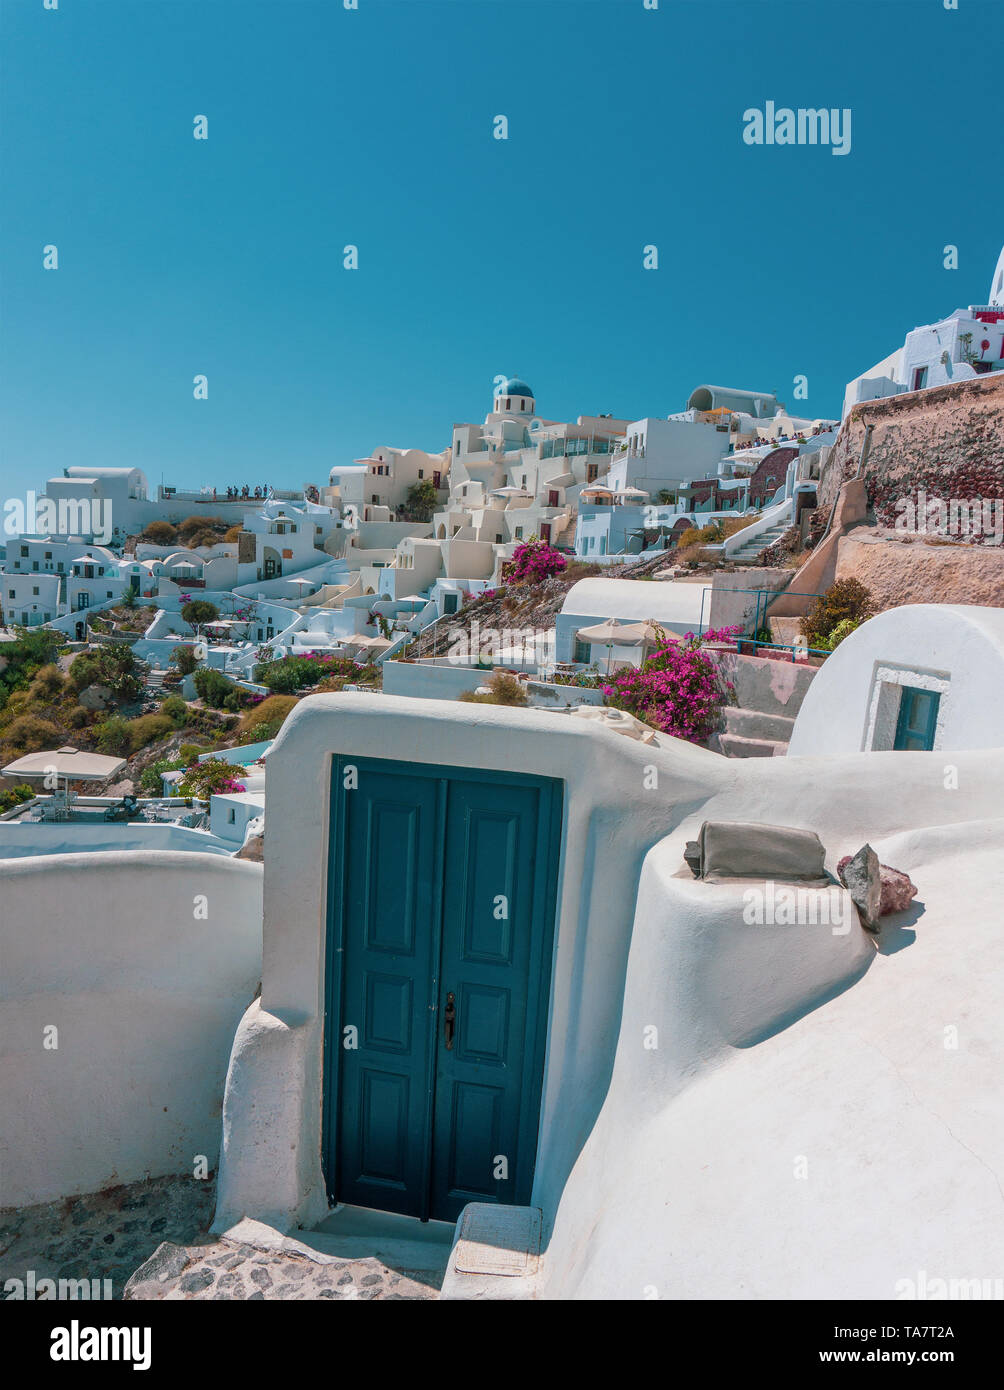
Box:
[440,1203,543,1301]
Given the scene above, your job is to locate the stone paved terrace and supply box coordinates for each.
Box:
[1,1175,448,1302]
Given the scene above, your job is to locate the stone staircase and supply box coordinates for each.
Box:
[707,649,819,758]
[728,520,792,563]
[711,705,795,758]
[553,515,578,549]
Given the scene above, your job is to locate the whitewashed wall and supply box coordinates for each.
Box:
[0,851,262,1208]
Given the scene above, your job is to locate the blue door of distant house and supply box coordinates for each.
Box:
[324,757,562,1223]
[893,686,940,751]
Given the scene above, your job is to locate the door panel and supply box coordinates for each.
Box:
[326,759,561,1223]
[332,770,439,1216]
[430,778,548,1221]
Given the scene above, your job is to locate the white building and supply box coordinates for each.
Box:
[789,604,1004,755]
[1,571,62,626]
[445,377,629,549]
[843,243,1004,417]
[324,446,449,518]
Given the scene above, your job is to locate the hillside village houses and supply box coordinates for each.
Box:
[3,287,1004,1302]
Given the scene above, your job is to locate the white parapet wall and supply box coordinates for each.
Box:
[209,692,1004,1298]
[0,850,263,1209]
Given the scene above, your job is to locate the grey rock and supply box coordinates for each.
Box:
[178,1267,215,1294]
[838,843,882,932]
[123,1242,191,1300]
[78,683,115,711]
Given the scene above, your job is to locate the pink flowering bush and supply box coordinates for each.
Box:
[502,538,567,586]
[602,625,741,742]
[177,757,248,798]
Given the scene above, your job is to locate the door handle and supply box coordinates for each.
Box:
[443,992,456,1050]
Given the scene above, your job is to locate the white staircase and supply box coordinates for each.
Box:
[727,520,791,563]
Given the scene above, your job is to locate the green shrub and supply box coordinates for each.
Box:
[193,666,235,708]
[0,783,36,811]
[223,688,252,712]
[140,754,186,795]
[28,664,65,699]
[0,783,36,812]
[800,579,874,648]
[257,655,324,694]
[458,672,528,707]
[0,629,63,704]
[237,694,298,740]
[67,644,141,700]
[127,713,175,752]
[2,715,61,752]
[160,694,189,725]
[822,617,861,651]
[67,705,92,729]
[94,716,133,755]
[142,520,177,544]
[171,644,199,676]
[178,741,210,762]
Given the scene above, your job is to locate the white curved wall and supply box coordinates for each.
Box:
[0,850,262,1208]
[789,604,1004,755]
[213,690,1004,1285]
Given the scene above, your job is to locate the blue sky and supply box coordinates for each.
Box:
[2,0,1002,501]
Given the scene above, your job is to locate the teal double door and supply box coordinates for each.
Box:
[323,757,562,1224]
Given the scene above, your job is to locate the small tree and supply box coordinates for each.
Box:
[405,478,438,522]
[142,520,177,544]
[181,599,220,627]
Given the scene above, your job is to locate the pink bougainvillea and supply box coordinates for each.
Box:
[602,625,741,743]
[502,538,567,586]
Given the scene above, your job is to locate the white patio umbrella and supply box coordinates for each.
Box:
[2,747,127,782]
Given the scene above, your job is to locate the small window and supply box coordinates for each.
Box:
[514,526,523,540]
[505,398,511,409]
[418,469,424,479]
[227,808,236,824]
[107,591,113,599]
[894,687,941,751]
[573,634,591,664]
[912,367,928,391]
[32,585,39,595]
